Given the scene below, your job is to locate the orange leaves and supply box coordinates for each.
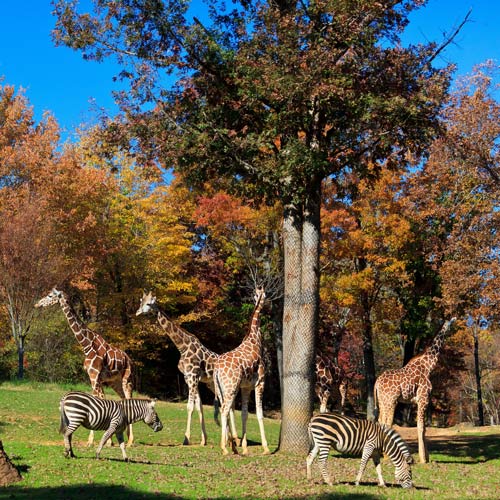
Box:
[195,191,257,233]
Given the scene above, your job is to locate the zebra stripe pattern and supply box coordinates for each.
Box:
[59,391,163,460]
[306,413,413,488]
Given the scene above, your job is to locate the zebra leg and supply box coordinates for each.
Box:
[115,431,128,461]
[96,427,116,459]
[113,380,134,447]
[63,429,77,458]
[317,445,333,486]
[306,443,319,481]
[89,383,106,447]
[372,452,386,487]
[254,376,270,455]
[355,443,375,486]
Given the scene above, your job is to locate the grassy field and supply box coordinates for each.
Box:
[1,382,500,499]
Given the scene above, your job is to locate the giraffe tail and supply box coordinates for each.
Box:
[213,397,221,427]
[372,381,379,422]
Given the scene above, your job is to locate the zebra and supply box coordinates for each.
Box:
[59,391,163,460]
[306,412,413,488]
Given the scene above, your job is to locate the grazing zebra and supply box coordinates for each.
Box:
[59,391,163,460]
[306,413,413,488]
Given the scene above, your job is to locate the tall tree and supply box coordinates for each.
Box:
[406,62,500,425]
[53,0,452,451]
[0,86,114,378]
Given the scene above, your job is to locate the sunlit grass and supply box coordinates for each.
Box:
[1,381,500,499]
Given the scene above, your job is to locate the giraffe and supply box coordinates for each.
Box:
[315,352,347,413]
[374,318,456,463]
[35,287,134,446]
[214,286,270,456]
[135,291,238,446]
[316,309,350,413]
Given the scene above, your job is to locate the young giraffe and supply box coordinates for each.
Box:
[135,291,238,446]
[315,311,349,413]
[35,288,134,446]
[374,318,456,463]
[315,352,347,413]
[214,286,270,456]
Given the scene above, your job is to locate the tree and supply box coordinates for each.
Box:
[53,0,452,451]
[0,86,115,378]
[406,62,500,426]
[321,170,412,416]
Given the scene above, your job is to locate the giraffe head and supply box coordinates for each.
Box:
[35,288,63,308]
[254,286,266,306]
[136,291,157,316]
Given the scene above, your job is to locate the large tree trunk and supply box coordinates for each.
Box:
[0,441,22,486]
[279,191,320,453]
[361,307,376,420]
[472,321,484,426]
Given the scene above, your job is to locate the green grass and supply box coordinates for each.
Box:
[1,381,500,499]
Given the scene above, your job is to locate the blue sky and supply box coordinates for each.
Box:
[0,1,498,141]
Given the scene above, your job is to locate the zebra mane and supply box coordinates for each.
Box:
[378,422,412,458]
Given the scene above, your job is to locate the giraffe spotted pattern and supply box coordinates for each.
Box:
[374,318,456,463]
[35,288,135,446]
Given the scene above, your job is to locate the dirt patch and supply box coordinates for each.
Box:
[394,424,500,442]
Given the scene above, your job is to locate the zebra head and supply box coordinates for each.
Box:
[136,291,157,316]
[144,399,163,432]
[381,424,414,488]
[35,288,63,308]
[394,453,413,489]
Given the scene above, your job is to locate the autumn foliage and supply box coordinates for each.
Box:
[1,3,499,437]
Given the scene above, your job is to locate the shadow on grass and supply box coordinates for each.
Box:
[0,484,386,500]
[425,433,500,463]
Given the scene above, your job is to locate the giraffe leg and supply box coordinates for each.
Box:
[229,405,239,446]
[339,381,347,410]
[319,391,329,413]
[113,380,134,447]
[88,382,105,447]
[122,375,134,447]
[417,400,429,463]
[195,392,208,446]
[240,388,251,454]
[184,383,197,446]
[254,377,270,455]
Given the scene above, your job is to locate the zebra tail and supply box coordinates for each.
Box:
[59,402,69,435]
[307,422,314,452]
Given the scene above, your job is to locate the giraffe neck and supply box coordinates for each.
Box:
[243,294,265,348]
[425,323,449,369]
[156,309,196,353]
[58,293,96,356]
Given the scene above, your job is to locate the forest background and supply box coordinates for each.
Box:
[1,0,500,451]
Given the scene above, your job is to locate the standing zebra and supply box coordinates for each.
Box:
[307,413,413,488]
[59,391,163,460]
